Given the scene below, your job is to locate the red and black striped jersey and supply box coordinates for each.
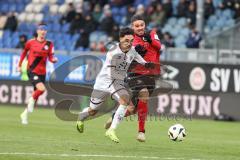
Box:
[130,30,161,75]
[18,38,55,75]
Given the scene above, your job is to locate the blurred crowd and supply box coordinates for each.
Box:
[1,0,240,51]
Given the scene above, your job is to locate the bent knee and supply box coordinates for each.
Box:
[36,83,46,92]
[139,88,149,98]
[119,95,131,106]
[88,108,98,116]
[127,105,135,113]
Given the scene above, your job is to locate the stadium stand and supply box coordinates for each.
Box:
[0,0,239,51]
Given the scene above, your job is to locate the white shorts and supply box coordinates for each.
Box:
[90,79,130,110]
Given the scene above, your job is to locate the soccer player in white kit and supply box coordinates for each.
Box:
[76,27,154,143]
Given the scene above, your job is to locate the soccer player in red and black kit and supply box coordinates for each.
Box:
[105,15,161,142]
[130,15,161,141]
[18,23,58,124]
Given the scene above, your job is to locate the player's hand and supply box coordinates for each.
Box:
[143,32,152,43]
[17,66,22,73]
[145,62,155,69]
[51,57,58,63]
[135,45,147,56]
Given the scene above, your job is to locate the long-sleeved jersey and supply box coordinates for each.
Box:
[94,43,146,91]
[18,39,55,75]
[130,30,161,75]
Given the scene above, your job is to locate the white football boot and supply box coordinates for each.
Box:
[136,132,146,142]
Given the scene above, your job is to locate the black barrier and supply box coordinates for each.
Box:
[1,79,240,120]
[161,62,240,93]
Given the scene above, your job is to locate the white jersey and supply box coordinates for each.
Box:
[94,44,146,91]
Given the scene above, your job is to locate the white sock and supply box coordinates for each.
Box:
[23,108,28,115]
[27,97,35,113]
[78,107,90,121]
[110,104,127,130]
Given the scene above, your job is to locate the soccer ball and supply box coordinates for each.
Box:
[168,124,186,141]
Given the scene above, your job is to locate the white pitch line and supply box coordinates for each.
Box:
[0,152,185,160]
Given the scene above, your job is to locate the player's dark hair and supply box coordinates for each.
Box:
[38,22,47,26]
[119,27,134,38]
[131,14,145,24]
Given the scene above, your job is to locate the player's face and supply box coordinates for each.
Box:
[132,20,145,36]
[37,29,47,39]
[119,35,134,52]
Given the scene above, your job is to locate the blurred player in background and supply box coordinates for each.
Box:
[76,27,154,143]
[105,15,161,142]
[18,23,58,124]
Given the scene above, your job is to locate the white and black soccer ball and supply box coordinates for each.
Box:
[168,124,186,141]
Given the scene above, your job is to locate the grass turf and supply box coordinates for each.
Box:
[0,105,239,160]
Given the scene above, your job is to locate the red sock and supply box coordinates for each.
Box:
[137,100,148,133]
[32,90,44,100]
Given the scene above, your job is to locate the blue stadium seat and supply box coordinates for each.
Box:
[113,15,122,25]
[12,38,19,47]
[12,31,19,38]
[216,18,225,28]
[42,5,49,14]
[207,15,217,28]
[56,0,65,5]
[1,4,9,13]
[170,27,180,37]
[3,30,12,39]
[223,9,234,19]
[18,23,27,31]
[178,17,187,27]
[63,33,71,42]
[61,23,70,33]
[9,4,17,12]
[16,4,25,12]
[215,9,222,18]
[167,17,177,26]
[71,34,80,41]
[43,16,51,23]
[111,7,119,16]
[174,36,186,47]
[52,23,61,32]
[119,7,127,16]
[47,32,54,40]
[180,28,190,38]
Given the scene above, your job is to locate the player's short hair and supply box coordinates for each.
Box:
[119,27,134,38]
[38,22,47,26]
[131,14,145,24]
[37,22,48,31]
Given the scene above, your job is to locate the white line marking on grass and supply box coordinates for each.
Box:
[0,152,185,160]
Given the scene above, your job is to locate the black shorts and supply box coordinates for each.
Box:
[27,71,46,90]
[126,73,156,106]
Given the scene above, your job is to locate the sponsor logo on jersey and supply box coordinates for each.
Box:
[44,45,49,50]
[33,76,39,80]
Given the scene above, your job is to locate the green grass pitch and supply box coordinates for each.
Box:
[0,105,239,160]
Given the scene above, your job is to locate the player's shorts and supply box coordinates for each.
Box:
[127,73,156,94]
[27,71,46,90]
[90,79,130,110]
[126,73,157,106]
